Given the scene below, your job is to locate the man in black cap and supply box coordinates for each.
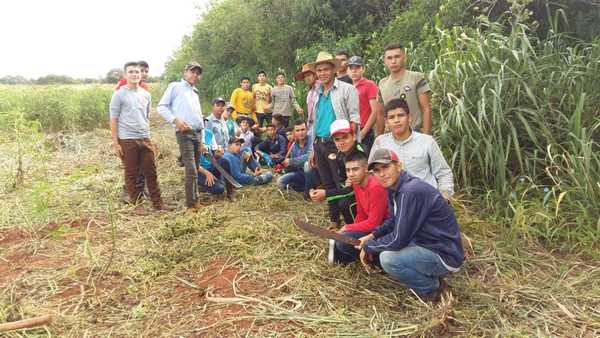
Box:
[347,55,380,150]
[157,61,206,210]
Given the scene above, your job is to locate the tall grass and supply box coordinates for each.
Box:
[427,14,600,246]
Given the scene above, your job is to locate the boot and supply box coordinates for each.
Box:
[225,180,235,201]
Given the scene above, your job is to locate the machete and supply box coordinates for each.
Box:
[293,218,361,246]
[208,155,243,188]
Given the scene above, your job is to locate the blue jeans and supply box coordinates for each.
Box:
[277,164,318,192]
[240,147,259,173]
[197,167,224,194]
[379,245,450,295]
[334,231,369,263]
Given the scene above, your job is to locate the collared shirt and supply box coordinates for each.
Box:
[271,84,300,117]
[109,87,151,139]
[310,78,360,140]
[369,131,454,195]
[157,79,204,130]
[288,136,311,168]
[207,113,229,149]
[306,80,321,139]
[354,77,378,127]
[240,129,254,149]
[314,91,336,138]
[377,70,430,129]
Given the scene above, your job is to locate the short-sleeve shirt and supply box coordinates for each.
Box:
[377,70,430,128]
[230,88,255,120]
[355,77,378,127]
[252,83,272,114]
[109,87,151,139]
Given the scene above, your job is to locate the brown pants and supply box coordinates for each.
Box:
[119,139,162,207]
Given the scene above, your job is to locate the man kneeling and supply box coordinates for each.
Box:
[329,151,388,264]
[357,148,464,302]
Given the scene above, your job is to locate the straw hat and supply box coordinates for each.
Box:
[308,51,340,71]
[294,64,315,81]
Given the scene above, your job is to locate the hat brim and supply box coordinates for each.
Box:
[368,159,393,171]
[295,69,314,81]
[308,58,341,71]
[228,138,244,145]
[331,127,352,137]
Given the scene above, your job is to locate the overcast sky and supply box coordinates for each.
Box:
[0,0,207,79]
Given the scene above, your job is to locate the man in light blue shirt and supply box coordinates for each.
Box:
[206,97,230,150]
[157,61,205,209]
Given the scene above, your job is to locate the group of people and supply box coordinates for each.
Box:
[108,43,464,303]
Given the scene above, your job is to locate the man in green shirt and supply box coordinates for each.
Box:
[377,43,432,134]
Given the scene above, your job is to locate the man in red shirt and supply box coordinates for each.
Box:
[116,60,149,90]
[347,56,379,150]
[329,150,389,264]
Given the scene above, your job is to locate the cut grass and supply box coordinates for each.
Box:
[0,115,599,337]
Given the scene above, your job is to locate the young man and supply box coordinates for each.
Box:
[284,127,294,154]
[271,114,287,140]
[109,61,171,214]
[357,148,464,302]
[329,151,388,264]
[377,43,432,134]
[370,98,454,200]
[157,61,206,210]
[223,102,239,138]
[270,72,303,128]
[335,50,353,84]
[230,76,255,123]
[295,64,320,141]
[221,137,273,186]
[196,121,226,196]
[277,120,316,193]
[206,97,230,150]
[347,56,379,150]
[116,60,151,203]
[306,52,360,225]
[238,117,255,150]
[309,119,367,229]
[116,60,149,90]
[256,124,287,166]
[252,71,272,127]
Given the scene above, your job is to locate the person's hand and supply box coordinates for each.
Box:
[173,118,191,132]
[441,191,451,203]
[205,172,216,187]
[338,225,346,233]
[355,233,375,250]
[112,141,124,159]
[282,158,290,167]
[200,143,208,154]
[309,189,326,202]
[309,153,316,168]
[214,148,224,158]
[254,151,262,159]
[296,107,304,115]
[243,152,252,161]
[253,168,262,176]
[345,177,352,187]
[359,249,374,274]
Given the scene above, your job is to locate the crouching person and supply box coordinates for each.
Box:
[197,121,226,196]
[329,151,388,264]
[277,120,317,194]
[221,137,273,186]
[357,148,464,302]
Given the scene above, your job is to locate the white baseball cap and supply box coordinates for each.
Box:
[330,119,352,137]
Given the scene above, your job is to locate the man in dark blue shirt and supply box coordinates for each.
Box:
[357,148,464,302]
[256,124,287,165]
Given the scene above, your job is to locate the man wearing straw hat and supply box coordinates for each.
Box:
[305,51,360,228]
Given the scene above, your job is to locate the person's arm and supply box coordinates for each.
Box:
[428,138,454,198]
[374,87,385,135]
[276,135,287,158]
[364,191,429,255]
[230,89,239,119]
[360,83,379,135]
[109,93,123,157]
[345,184,389,233]
[346,86,361,126]
[290,87,303,114]
[157,83,176,123]
[418,92,432,135]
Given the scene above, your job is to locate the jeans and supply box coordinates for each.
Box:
[256,113,271,128]
[334,231,369,263]
[379,245,451,295]
[361,129,375,154]
[314,138,346,225]
[197,167,225,195]
[118,138,163,207]
[175,130,201,207]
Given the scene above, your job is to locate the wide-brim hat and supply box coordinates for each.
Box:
[295,64,315,81]
[308,51,341,71]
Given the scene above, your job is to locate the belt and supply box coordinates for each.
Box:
[314,136,332,143]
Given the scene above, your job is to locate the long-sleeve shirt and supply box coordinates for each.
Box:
[257,134,287,159]
[369,131,454,196]
[271,85,300,117]
[305,80,320,139]
[157,79,204,130]
[287,136,311,169]
[345,175,389,233]
[221,152,254,185]
[364,172,464,270]
[325,142,368,201]
[207,113,230,149]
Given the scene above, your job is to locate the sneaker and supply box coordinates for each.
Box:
[327,239,335,264]
[225,181,235,201]
[119,189,131,204]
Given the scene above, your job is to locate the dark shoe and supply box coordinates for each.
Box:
[119,189,131,204]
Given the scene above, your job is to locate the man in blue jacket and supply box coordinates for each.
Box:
[256,124,287,166]
[221,137,273,186]
[357,148,464,302]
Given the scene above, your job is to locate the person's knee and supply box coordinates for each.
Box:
[277,175,287,189]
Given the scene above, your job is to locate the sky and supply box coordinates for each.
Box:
[0,0,208,79]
